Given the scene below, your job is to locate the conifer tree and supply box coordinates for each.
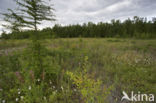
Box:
[1,0,56,78]
[15,0,55,33]
[2,9,24,32]
[14,0,55,78]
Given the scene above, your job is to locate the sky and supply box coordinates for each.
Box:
[0,0,156,34]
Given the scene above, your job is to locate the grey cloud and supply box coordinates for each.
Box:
[0,0,156,33]
[0,0,16,12]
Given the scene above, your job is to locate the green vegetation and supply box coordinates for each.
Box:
[0,38,155,103]
[1,16,156,39]
[0,0,155,103]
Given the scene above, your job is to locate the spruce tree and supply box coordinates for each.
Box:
[2,9,25,33]
[15,0,55,78]
[15,0,55,31]
[2,0,56,78]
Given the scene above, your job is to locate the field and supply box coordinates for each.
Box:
[0,38,156,103]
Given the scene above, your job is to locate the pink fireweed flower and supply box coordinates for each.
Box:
[15,72,24,83]
[29,70,34,81]
[41,72,45,80]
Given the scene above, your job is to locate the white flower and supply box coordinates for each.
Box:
[53,91,56,95]
[0,89,3,91]
[74,89,77,92]
[16,98,19,102]
[61,86,64,90]
[53,91,57,95]
[37,79,40,82]
[52,86,55,89]
[2,100,5,103]
[18,88,20,91]
[135,59,139,63]
[20,96,24,100]
[49,81,52,84]
[28,86,31,90]
[44,96,46,100]
[18,91,21,95]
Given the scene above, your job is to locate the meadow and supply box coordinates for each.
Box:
[0,38,156,103]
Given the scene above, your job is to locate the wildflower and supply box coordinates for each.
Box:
[74,89,77,92]
[29,70,34,80]
[16,98,19,102]
[20,96,24,100]
[15,72,24,83]
[0,89,3,91]
[5,51,8,55]
[18,91,21,95]
[28,86,31,90]
[53,91,57,95]
[135,59,139,63]
[18,88,20,91]
[53,91,56,95]
[2,100,5,103]
[61,86,64,90]
[37,78,40,82]
[49,80,52,84]
[52,86,55,89]
[44,96,46,100]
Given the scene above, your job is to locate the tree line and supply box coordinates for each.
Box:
[1,16,156,39]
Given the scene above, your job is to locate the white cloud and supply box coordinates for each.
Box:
[0,0,156,34]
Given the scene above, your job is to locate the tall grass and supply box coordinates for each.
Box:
[0,38,155,103]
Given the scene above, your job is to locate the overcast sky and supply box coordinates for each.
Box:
[0,0,156,34]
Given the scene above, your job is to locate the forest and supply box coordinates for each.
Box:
[1,16,156,39]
